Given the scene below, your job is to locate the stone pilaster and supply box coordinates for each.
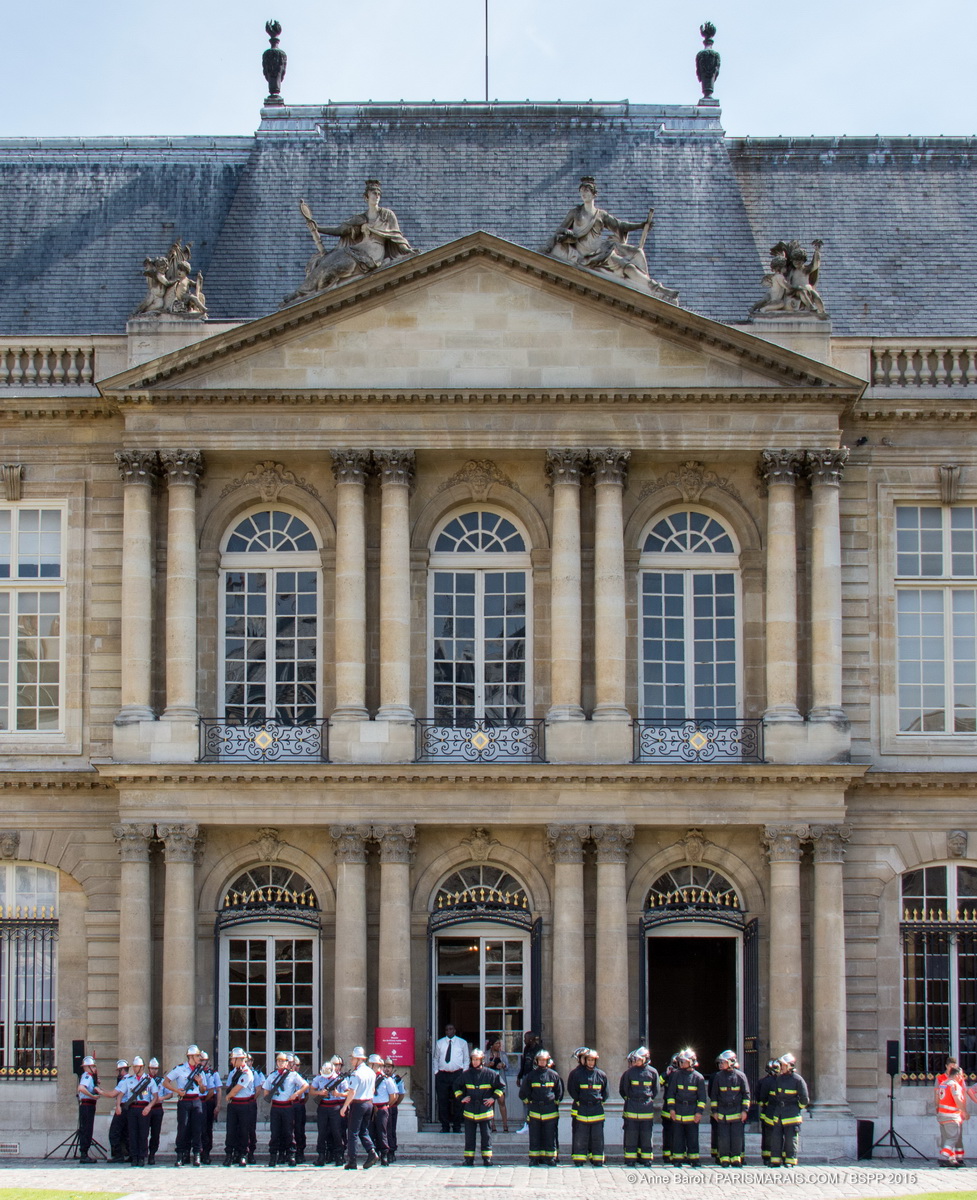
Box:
[805,449,848,723]
[112,823,155,1055]
[591,449,631,721]
[160,449,204,722]
[114,451,158,725]
[592,824,633,1066]
[374,824,415,1029]
[330,450,371,721]
[158,822,202,1068]
[809,824,851,1111]
[545,450,588,721]
[760,450,803,724]
[547,824,589,1063]
[331,824,371,1053]
[762,824,808,1060]
[375,451,415,721]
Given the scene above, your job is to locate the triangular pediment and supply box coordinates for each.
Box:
[99,233,863,397]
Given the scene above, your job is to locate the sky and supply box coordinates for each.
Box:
[6,0,974,140]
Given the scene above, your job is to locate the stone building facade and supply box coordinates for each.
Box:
[0,94,974,1152]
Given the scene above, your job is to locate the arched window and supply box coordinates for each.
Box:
[434,866,530,918]
[646,866,741,913]
[219,509,321,726]
[639,510,741,720]
[0,864,58,1078]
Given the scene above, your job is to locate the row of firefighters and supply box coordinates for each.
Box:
[75,1043,810,1169]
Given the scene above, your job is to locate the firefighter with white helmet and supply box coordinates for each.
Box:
[663,1048,707,1166]
[709,1050,750,1167]
[766,1053,809,1167]
[568,1047,608,1165]
[619,1046,659,1165]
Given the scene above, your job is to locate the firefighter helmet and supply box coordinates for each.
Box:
[627,1046,650,1064]
[717,1050,738,1066]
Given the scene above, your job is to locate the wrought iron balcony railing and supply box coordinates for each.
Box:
[415,718,546,764]
[199,718,329,763]
[633,718,763,764]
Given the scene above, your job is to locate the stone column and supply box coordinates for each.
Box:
[546,825,589,1062]
[592,824,633,1065]
[762,824,808,1059]
[160,450,204,721]
[375,451,415,721]
[374,825,415,1028]
[805,449,849,723]
[158,822,201,1069]
[545,450,588,721]
[114,452,158,724]
[112,823,155,1054]
[591,449,631,721]
[331,825,371,1053]
[330,450,371,721]
[810,824,851,1110]
[760,450,803,723]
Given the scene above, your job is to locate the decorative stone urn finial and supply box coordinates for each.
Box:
[696,22,721,104]
[263,20,287,106]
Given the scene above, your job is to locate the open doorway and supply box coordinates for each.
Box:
[646,931,738,1070]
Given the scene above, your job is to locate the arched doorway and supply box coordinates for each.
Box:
[215,865,321,1074]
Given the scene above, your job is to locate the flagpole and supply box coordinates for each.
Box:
[484,0,489,102]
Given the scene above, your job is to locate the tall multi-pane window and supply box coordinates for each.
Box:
[219,510,321,724]
[895,505,977,734]
[428,511,531,724]
[0,508,64,734]
[0,864,58,1078]
[901,864,977,1080]
[639,510,740,719]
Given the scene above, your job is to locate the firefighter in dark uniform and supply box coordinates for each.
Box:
[756,1059,779,1165]
[766,1053,809,1167]
[663,1048,707,1166]
[618,1046,659,1165]
[709,1050,750,1166]
[659,1053,678,1163]
[454,1047,504,1166]
[519,1047,564,1165]
[567,1047,608,1165]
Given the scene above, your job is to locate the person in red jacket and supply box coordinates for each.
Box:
[936,1065,968,1167]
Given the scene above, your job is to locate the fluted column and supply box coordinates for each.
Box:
[762,824,808,1059]
[158,822,202,1069]
[374,824,415,1028]
[546,824,589,1062]
[592,824,633,1065]
[591,449,631,721]
[760,450,803,723]
[160,450,204,721]
[375,451,415,721]
[810,824,851,1110]
[112,823,155,1054]
[331,825,371,1053]
[330,450,370,720]
[545,450,588,721]
[805,449,848,723]
[114,452,158,724]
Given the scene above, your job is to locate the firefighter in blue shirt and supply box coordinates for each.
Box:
[262,1051,308,1167]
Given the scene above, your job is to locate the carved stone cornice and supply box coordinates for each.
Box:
[437,459,521,501]
[250,827,284,862]
[639,460,741,505]
[157,822,202,864]
[330,449,371,486]
[759,449,804,486]
[373,824,416,864]
[545,448,588,486]
[462,827,499,862]
[546,823,589,865]
[591,824,634,864]
[220,460,319,502]
[762,823,809,863]
[809,824,851,864]
[1,464,24,502]
[115,450,159,485]
[682,828,707,864]
[112,822,155,863]
[330,824,371,864]
[804,448,848,486]
[373,449,416,488]
[159,449,204,485]
[0,831,20,860]
[589,448,631,487]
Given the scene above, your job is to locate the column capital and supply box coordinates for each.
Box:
[589,448,631,487]
[762,823,810,863]
[157,822,202,863]
[330,448,371,485]
[112,822,155,863]
[159,448,205,485]
[804,448,849,486]
[545,448,588,485]
[546,824,589,865]
[809,824,851,863]
[330,824,371,864]
[115,450,159,484]
[592,824,634,864]
[373,449,415,487]
[759,448,804,485]
[373,824,416,864]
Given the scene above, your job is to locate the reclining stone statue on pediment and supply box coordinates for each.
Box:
[751,239,828,319]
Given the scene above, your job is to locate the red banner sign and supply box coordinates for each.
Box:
[374,1027,415,1066]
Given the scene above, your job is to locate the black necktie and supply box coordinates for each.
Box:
[446,1039,452,1065]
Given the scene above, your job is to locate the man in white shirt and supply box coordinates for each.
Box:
[434,1024,470,1133]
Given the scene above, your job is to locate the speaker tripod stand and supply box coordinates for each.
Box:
[43,1126,107,1161]
[871,1072,928,1161]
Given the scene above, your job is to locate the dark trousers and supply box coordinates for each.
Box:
[175,1097,204,1160]
[463,1114,492,1161]
[623,1114,654,1162]
[768,1121,799,1166]
[247,1099,258,1158]
[371,1105,390,1157]
[436,1071,463,1131]
[201,1095,217,1160]
[670,1118,700,1163]
[224,1103,250,1160]
[269,1104,295,1162]
[661,1114,673,1161]
[571,1116,605,1163]
[527,1109,558,1161]
[316,1103,344,1162]
[292,1101,307,1158]
[78,1101,97,1157]
[715,1117,746,1164]
[127,1104,151,1164]
[388,1104,399,1151]
[109,1109,128,1158]
[345,1100,375,1165]
[148,1106,163,1158]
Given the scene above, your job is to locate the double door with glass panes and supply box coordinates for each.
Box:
[434,931,528,1064]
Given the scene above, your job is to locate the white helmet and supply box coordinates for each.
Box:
[187,1044,200,1056]
[132,1056,144,1067]
[230,1047,246,1059]
[368,1053,384,1065]
[82,1055,96,1067]
[351,1046,367,1060]
[148,1057,159,1068]
[116,1059,129,1069]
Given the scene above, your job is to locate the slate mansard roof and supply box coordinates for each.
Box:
[2,102,973,337]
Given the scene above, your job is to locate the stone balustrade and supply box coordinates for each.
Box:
[871,342,977,387]
[0,341,98,386]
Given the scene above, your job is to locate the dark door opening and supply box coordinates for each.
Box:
[647,935,737,1070]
